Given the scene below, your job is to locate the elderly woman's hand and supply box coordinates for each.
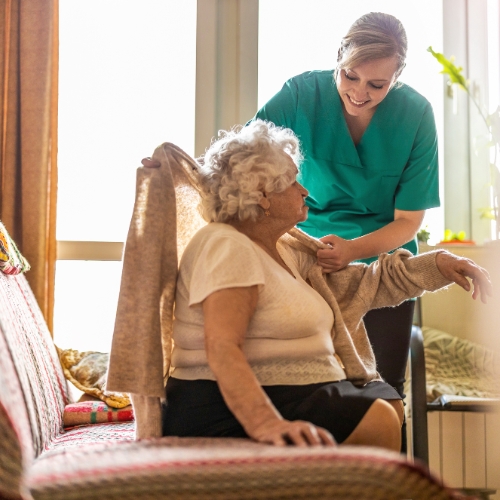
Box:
[435,251,493,304]
[250,418,336,447]
[317,234,356,272]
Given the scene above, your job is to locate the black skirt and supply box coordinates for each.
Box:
[163,377,401,443]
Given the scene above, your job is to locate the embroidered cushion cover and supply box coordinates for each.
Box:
[63,401,134,428]
[0,221,30,275]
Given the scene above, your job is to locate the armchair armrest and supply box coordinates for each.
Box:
[410,325,429,465]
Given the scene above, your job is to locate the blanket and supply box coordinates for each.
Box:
[422,326,500,402]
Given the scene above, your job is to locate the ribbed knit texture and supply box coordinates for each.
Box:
[130,394,162,439]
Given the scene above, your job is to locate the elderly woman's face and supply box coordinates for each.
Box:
[336,56,399,120]
[265,154,309,226]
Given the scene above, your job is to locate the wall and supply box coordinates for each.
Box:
[418,241,500,496]
[420,242,500,353]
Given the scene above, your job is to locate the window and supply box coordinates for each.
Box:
[55,0,197,352]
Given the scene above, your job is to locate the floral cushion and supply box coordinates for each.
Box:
[57,348,130,408]
[63,401,134,428]
[422,327,500,402]
[0,221,30,275]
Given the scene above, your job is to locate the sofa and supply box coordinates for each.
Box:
[0,265,472,499]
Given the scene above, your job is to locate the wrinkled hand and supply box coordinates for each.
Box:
[317,234,355,273]
[141,157,161,168]
[250,418,336,447]
[435,252,493,303]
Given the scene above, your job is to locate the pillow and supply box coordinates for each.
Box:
[0,221,30,275]
[422,326,500,402]
[57,347,131,408]
[63,400,134,428]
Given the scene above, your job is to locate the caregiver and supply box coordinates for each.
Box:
[251,12,439,422]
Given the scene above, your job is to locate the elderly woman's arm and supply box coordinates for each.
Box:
[203,285,335,447]
[319,249,492,313]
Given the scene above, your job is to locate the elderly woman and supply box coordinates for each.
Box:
[160,120,491,451]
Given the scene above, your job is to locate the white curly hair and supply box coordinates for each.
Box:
[197,120,302,223]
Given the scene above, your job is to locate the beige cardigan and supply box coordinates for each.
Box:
[106,143,451,439]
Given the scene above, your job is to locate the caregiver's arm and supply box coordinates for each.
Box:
[203,286,335,447]
[317,209,425,272]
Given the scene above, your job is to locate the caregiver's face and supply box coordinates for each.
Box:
[336,56,399,119]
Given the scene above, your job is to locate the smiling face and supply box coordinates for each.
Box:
[336,56,399,120]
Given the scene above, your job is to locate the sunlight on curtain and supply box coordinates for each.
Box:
[54,1,196,352]
[0,0,58,328]
[258,0,444,243]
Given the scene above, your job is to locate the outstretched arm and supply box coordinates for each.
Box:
[318,249,492,315]
[203,286,335,447]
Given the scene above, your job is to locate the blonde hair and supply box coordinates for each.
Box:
[335,12,407,80]
[198,120,301,223]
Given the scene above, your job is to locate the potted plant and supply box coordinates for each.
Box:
[428,47,500,241]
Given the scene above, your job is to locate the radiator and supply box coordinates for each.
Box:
[408,412,500,496]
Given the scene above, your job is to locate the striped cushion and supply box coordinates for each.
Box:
[29,437,460,500]
[63,402,134,428]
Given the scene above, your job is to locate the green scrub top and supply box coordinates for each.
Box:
[253,70,440,263]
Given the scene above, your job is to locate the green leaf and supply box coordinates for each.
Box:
[417,227,430,243]
[427,46,468,90]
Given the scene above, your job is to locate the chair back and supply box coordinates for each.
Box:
[0,272,68,497]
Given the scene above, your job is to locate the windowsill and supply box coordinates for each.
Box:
[419,240,500,251]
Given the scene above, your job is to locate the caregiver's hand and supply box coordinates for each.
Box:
[435,252,493,304]
[317,234,355,272]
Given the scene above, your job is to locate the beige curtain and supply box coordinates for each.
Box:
[0,0,59,331]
